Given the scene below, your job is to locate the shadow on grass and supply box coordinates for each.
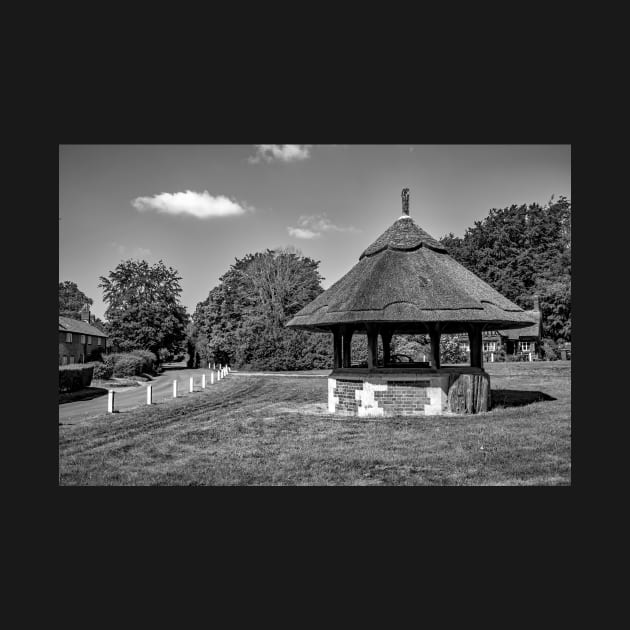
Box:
[492,389,556,408]
[59,387,109,405]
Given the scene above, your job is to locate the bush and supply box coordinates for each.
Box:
[103,353,145,377]
[59,365,94,392]
[129,349,158,374]
[158,348,172,363]
[90,361,113,379]
[540,338,560,361]
[112,355,145,377]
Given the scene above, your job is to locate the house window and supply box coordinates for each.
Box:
[66,332,72,342]
[69,356,75,364]
[62,356,68,365]
[87,336,92,345]
[80,335,86,344]
[520,341,532,352]
[97,337,101,346]
[483,341,497,352]
[461,343,470,352]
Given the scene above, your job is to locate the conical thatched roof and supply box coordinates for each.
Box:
[286,214,536,334]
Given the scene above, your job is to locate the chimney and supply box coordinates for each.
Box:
[532,295,540,311]
[80,304,90,322]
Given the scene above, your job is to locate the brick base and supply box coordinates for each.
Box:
[328,368,490,417]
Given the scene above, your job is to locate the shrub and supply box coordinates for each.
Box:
[103,353,145,377]
[112,355,145,377]
[540,338,560,361]
[91,361,113,379]
[129,349,158,374]
[59,365,94,392]
[158,348,172,363]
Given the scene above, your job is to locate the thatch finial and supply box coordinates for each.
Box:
[401,188,410,215]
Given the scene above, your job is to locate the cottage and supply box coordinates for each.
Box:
[456,297,542,361]
[59,305,108,365]
[286,189,536,416]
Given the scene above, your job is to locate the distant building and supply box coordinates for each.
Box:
[59,305,109,365]
[455,296,543,361]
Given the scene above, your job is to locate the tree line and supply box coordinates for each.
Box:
[59,196,571,368]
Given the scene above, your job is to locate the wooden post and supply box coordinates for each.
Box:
[468,324,483,368]
[428,323,441,369]
[189,377,194,393]
[366,324,378,369]
[332,327,342,369]
[381,328,392,366]
[173,380,178,397]
[146,385,152,405]
[107,390,115,413]
[342,325,353,368]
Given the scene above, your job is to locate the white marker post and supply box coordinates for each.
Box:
[202,373,206,389]
[147,385,152,405]
[108,390,115,413]
[173,380,178,398]
[210,371,215,384]
[529,352,532,362]
[189,377,194,393]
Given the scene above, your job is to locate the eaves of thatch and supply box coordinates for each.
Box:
[286,215,536,335]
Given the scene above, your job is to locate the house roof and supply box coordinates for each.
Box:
[59,316,108,337]
[498,310,541,339]
[286,213,536,334]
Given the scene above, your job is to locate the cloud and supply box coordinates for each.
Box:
[110,243,153,259]
[287,213,359,239]
[287,227,320,239]
[248,145,311,163]
[132,190,251,219]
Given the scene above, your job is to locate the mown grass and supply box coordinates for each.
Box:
[58,361,571,485]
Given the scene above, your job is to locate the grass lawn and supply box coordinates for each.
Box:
[58,361,571,485]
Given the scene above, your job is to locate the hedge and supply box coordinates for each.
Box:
[59,365,94,393]
[90,361,113,379]
[129,349,157,374]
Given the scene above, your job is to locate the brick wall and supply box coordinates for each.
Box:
[330,378,439,417]
[58,331,106,365]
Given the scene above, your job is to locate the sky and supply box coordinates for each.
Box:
[59,144,571,320]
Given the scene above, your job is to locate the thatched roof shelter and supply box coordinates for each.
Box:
[286,189,535,371]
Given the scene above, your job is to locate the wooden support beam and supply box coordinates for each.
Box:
[428,323,441,369]
[468,324,483,368]
[342,325,353,368]
[381,327,393,366]
[332,327,342,369]
[366,324,378,370]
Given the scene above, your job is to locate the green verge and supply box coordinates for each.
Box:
[59,361,571,486]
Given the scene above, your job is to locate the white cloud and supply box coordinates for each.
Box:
[132,190,250,219]
[110,243,153,259]
[287,227,320,239]
[287,213,359,239]
[248,145,311,163]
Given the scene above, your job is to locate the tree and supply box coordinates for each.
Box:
[192,248,333,370]
[439,196,571,342]
[99,259,189,358]
[59,281,93,319]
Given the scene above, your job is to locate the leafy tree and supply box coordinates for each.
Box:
[59,281,93,319]
[440,196,571,342]
[99,259,189,358]
[192,248,333,370]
